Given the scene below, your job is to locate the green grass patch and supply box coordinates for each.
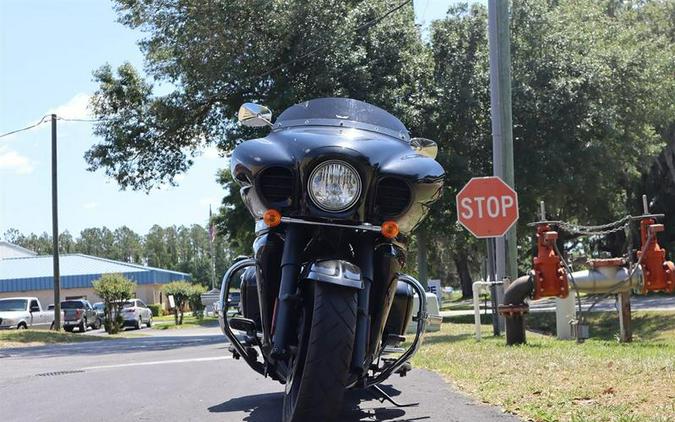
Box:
[414,311,675,422]
[152,315,218,330]
[0,329,111,348]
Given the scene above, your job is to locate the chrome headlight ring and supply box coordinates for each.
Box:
[307,160,362,212]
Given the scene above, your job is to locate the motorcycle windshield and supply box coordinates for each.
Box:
[275,98,410,141]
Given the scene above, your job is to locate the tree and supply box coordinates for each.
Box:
[112,226,143,263]
[213,171,255,258]
[87,0,426,191]
[92,273,137,334]
[86,0,673,292]
[163,281,193,324]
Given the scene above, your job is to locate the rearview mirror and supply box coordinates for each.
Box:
[410,138,438,159]
[238,103,273,127]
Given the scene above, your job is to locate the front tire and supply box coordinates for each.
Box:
[282,283,357,422]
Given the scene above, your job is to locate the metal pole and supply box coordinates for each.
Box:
[487,238,500,335]
[488,0,517,283]
[51,114,61,331]
[618,291,632,343]
[486,239,495,282]
[209,205,215,290]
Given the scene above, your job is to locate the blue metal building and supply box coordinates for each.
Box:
[0,252,191,307]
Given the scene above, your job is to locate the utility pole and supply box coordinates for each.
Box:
[209,205,216,290]
[51,114,61,331]
[488,0,517,285]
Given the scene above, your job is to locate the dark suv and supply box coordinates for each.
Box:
[62,300,101,332]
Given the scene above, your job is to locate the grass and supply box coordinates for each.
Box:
[414,311,675,422]
[151,314,219,330]
[440,291,479,311]
[0,329,112,348]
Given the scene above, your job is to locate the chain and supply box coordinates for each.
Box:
[529,215,632,236]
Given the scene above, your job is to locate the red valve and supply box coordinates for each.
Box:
[638,219,675,293]
[532,224,569,300]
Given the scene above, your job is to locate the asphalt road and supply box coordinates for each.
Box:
[0,326,519,422]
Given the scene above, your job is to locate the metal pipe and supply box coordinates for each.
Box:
[503,274,534,306]
[499,274,534,345]
[570,266,642,293]
[472,280,503,340]
[217,258,265,375]
[364,273,427,388]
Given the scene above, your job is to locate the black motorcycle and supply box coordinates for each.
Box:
[217,98,444,421]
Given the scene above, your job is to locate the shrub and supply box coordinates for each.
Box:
[163,281,192,325]
[147,304,162,317]
[92,274,137,334]
[163,281,208,324]
[189,284,207,319]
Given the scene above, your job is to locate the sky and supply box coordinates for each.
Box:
[0,0,482,238]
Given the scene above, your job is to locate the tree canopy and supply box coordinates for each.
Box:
[4,224,228,286]
[87,0,674,293]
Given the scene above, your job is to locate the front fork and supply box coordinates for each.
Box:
[270,224,304,359]
[352,234,374,373]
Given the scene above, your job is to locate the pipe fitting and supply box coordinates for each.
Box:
[499,274,535,345]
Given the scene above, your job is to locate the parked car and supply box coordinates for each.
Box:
[120,299,152,329]
[0,297,54,330]
[62,300,101,332]
[92,302,105,320]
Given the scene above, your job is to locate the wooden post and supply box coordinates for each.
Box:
[618,291,632,342]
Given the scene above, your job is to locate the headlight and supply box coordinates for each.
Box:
[308,161,361,212]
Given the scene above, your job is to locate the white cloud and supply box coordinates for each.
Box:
[0,146,35,174]
[83,202,99,209]
[48,92,92,120]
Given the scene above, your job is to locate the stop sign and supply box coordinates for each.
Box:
[456,176,519,238]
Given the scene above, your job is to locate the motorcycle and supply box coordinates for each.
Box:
[217,98,444,421]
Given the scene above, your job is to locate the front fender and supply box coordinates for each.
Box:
[302,260,363,289]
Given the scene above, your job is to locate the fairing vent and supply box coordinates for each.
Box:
[259,167,294,205]
[375,177,411,218]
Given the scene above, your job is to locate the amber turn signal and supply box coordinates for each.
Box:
[263,209,282,227]
[380,220,399,239]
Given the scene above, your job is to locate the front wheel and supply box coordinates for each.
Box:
[282,283,357,422]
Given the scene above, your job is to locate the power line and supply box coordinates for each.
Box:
[0,115,110,139]
[56,117,108,122]
[0,115,51,139]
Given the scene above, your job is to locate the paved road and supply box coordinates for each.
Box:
[0,327,519,422]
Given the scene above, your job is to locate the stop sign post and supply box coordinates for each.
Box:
[456,176,518,337]
[456,176,519,238]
